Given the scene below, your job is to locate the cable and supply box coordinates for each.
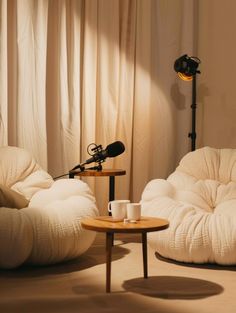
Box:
[53,173,69,180]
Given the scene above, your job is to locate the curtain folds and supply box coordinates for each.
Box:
[0,0,196,213]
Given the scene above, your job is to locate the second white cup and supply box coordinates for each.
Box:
[108,200,130,220]
[127,203,141,221]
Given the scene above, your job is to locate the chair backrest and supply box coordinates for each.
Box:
[165,146,236,213]
[173,146,236,184]
[0,146,40,187]
[0,146,53,200]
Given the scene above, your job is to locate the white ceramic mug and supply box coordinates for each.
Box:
[108,200,130,220]
[127,203,141,221]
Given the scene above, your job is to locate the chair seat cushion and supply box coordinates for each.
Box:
[141,147,236,265]
[0,146,99,269]
[25,179,98,265]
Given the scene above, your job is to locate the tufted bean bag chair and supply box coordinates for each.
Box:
[0,146,98,269]
[141,147,236,265]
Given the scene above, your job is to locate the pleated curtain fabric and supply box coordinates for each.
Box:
[0,0,196,213]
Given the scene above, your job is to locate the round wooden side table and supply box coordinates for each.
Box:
[70,169,126,203]
[81,216,169,293]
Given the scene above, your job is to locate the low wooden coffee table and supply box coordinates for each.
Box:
[81,216,169,292]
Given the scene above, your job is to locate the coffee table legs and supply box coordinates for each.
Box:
[106,232,113,293]
[142,232,148,278]
[105,231,148,293]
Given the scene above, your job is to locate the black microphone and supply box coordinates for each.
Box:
[71,141,125,171]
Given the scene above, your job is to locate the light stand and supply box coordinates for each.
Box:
[189,74,197,151]
[174,54,201,151]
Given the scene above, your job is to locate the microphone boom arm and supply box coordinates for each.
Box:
[69,140,125,177]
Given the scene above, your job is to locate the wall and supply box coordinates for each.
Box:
[197,0,236,149]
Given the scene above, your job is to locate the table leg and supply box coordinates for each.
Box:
[142,232,148,278]
[106,232,113,292]
[107,176,114,242]
[109,176,115,201]
[108,176,115,216]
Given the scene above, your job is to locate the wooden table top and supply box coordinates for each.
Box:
[81,216,169,233]
[73,169,126,177]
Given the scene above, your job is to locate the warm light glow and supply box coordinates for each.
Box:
[178,72,193,81]
[174,54,200,82]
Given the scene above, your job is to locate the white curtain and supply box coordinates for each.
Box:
[0,0,196,213]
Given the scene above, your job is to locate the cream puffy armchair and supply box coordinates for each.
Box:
[141,147,236,265]
[0,146,98,269]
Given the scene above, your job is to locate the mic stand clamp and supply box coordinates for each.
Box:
[69,162,103,178]
[86,163,103,171]
[69,164,85,178]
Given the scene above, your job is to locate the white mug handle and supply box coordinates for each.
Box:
[108,201,112,213]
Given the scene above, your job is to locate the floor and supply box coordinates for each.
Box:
[0,233,236,313]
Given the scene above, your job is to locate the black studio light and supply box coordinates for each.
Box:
[174,54,201,81]
[174,54,201,151]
